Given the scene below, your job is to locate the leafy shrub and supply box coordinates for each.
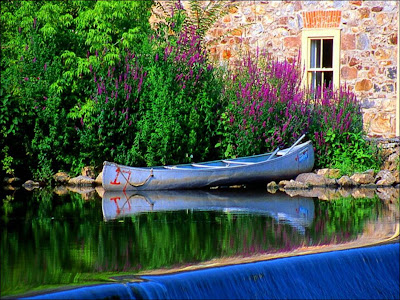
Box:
[77,24,223,167]
[218,51,310,158]
[218,51,381,174]
[1,1,78,181]
[308,85,382,173]
[1,1,154,179]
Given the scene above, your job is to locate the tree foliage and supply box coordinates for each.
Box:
[1,1,154,179]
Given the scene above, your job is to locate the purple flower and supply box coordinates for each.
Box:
[97,83,102,95]
[137,76,143,93]
[44,63,47,71]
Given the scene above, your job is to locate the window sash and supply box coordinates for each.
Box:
[301,29,341,91]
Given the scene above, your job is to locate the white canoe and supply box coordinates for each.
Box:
[102,138,314,191]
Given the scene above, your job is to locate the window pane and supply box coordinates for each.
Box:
[324,71,333,88]
[310,40,321,68]
[322,39,333,68]
[310,71,322,91]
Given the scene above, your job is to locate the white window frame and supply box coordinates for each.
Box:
[301,29,341,91]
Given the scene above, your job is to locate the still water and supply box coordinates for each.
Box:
[1,187,399,298]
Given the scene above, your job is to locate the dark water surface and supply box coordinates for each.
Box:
[1,187,398,299]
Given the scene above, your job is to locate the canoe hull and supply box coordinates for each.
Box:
[102,141,314,191]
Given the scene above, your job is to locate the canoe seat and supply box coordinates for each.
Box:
[191,163,227,169]
[221,160,255,165]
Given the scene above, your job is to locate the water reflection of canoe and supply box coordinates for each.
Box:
[101,190,315,234]
[101,139,314,191]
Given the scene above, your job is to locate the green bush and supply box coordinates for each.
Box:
[1,1,154,179]
[218,51,381,174]
[308,85,382,173]
[77,24,223,167]
[217,52,309,158]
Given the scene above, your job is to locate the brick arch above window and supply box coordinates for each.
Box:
[302,11,342,29]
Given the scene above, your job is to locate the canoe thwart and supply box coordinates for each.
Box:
[281,134,306,156]
[266,147,280,162]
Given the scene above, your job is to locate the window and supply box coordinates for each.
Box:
[302,29,340,91]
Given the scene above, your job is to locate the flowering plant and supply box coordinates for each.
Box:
[77,24,222,167]
[218,51,380,173]
[218,51,310,157]
[308,85,380,171]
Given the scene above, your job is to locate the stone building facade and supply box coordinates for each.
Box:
[156,1,399,138]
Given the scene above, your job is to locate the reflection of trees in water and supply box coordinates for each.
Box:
[0,191,386,297]
[309,196,385,245]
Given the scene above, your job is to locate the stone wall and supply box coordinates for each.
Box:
[155,1,399,138]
